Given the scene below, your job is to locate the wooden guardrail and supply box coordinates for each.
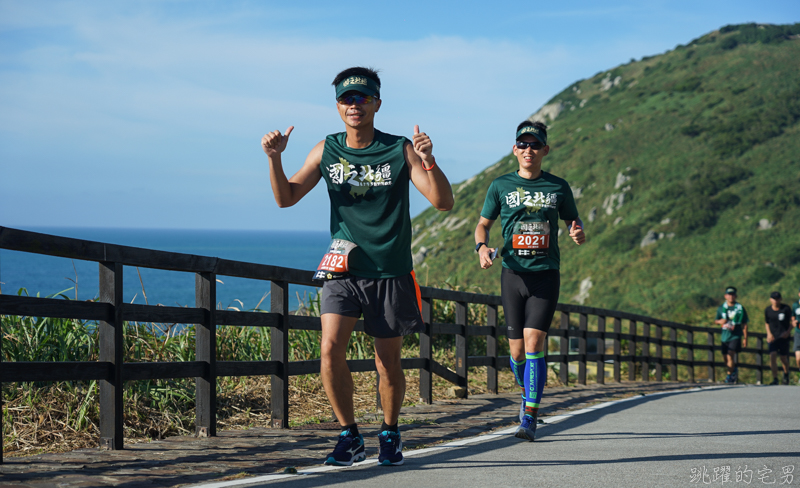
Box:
[0,226,792,462]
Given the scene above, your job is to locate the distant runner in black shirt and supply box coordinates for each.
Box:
[765,291,792,385]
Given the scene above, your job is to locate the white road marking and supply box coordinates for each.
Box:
[189,386,726,488]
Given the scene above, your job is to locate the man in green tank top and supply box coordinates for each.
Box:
[261,67,453,466]
[714,286,749,384]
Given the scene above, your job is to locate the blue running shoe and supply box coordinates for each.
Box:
[724,373,732,384]
[323,429,366,466]
[514,414,537,442]
[378,430,404,466]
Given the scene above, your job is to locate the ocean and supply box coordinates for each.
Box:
[0,227,331,312]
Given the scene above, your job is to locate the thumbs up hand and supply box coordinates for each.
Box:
[412,125,434,162]
[569,220,585,245]
[261,126,294,158]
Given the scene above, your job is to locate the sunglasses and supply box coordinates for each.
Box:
[515,141,545,150]
[337,94,376,105]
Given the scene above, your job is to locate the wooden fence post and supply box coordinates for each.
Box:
[560,311,569,385]
[628,320,637,381]
[99,262,124,450]
[755,337,763,385]
[642,322,650,381]
[195,272,217,437]
[376,373,382,412]
[270,281,290,428]
[455,301,468,395]
[687,330,695,383]
[613,317,621,382]
[596,316,606,385]
[654,324,663,382]
[670,328,678,381]
[1,293,3,463]
[578,313,587,385]
[419,297,433,404]
[486,304,498,394]
[707,331,715,383]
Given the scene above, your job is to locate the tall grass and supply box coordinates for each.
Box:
[2,286,444,455]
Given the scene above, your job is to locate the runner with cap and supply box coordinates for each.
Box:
[765,291,792,385]
[474,120,585,441]
[261,67,454,466]
[714,286,749,384]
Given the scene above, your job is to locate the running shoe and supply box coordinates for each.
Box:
[783,373,790,385]
[724,374,732,384]
[514,414,537,442]
[323,429,366,466]
[769,378,779,386]
[378,430,404,466]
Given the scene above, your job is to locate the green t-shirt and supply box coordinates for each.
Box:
[715,301,749,342]
[319,130,412,278]
[480,171,579,273]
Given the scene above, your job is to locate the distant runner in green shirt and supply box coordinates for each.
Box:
[714,286,749,384]
[474,120,585,442]
[261,67,454,466]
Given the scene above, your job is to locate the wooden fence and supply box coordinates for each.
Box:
[0,226,791,463]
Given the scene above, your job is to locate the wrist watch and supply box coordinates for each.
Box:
[475,242,486,253]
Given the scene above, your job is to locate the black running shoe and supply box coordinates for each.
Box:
[323,429,366,466]
[783,373,790,385]
[770,378,779,386]
[378,430,404,466]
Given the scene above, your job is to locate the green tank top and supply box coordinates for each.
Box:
[320,130,412,278]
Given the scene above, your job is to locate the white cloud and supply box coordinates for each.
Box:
[5,1,791,229]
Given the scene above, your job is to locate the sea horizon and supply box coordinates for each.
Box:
[0,226,331,312]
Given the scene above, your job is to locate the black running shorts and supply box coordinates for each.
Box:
[320,272,424,338]
[768,337,790,356]
[501,267,560,340]
[721,338,742,355]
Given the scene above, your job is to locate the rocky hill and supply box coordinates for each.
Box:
[411,23,800,321]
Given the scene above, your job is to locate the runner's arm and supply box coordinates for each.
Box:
[564,218,586,245]
[474,217,496,269]
[261,128,323,207]
[405,126,454,211]
[742,323,747,345]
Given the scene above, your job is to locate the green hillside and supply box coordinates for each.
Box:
[412,23,800,323]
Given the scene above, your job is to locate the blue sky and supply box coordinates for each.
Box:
[1,1,798,231]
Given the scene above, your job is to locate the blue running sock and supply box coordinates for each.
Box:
[523,352,546,417]
[510,356,526,388]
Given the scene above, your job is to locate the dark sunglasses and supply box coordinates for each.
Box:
[515,141,545,150]
[337,94,376,105]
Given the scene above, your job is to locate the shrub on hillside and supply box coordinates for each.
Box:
[775,244,800,268]
[749,266,785,286]
[600,224,642,253]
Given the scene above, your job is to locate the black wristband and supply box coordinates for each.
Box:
[475,242,486,253]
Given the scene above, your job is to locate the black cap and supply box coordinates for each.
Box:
[725,286,737,295]
[770,291,781,300]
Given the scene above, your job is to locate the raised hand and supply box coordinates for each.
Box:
[569,221,585,245]
[261,126,294,158]
[412,125,434,164]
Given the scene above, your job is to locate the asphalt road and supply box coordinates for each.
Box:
[193,385,800,488]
